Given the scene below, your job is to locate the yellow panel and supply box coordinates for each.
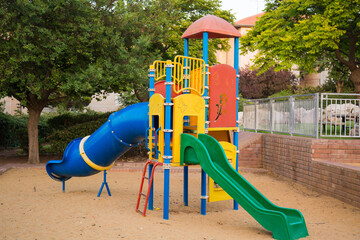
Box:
[149,94,165,161]
[172,94,205,164]
[208,142,238,202]
[208,130,231,142]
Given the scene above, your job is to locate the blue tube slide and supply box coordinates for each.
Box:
[46,102,149,181]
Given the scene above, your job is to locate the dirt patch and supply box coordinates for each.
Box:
[1,166,359,239]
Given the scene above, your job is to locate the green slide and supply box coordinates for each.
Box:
[180,133,308,240]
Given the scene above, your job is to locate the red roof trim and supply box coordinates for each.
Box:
[234,12,265,27]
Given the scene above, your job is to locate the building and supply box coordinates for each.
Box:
[1,92,121,115]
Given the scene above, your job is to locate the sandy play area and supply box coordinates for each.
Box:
[0,163,359,240]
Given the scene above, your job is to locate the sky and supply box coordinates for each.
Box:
[220,0,266,21]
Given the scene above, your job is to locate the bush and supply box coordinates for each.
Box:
[239,66,297,99]
[47,111,112,131]
[0,113,50,153]
[0,112,27,148]
[47,117,109,154]
[47,115,147,159]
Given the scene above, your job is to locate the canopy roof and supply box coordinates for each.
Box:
[182,15,241,39]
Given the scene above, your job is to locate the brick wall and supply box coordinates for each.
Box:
[312,139,360,163]
[260,134,360,208]
[238,132,263,168]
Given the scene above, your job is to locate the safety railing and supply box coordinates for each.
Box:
[243,93,360,138]
[153,61,167,81]
[152,56,205,96]
[173,56,205,96]
[320,93,360,138]
[243,94,319,138]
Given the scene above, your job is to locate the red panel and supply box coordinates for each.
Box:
[208,64,237,128]
[154,81,180,98]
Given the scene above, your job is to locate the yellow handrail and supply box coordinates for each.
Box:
[173,56,205,96]
[151,56,206,96]
[153,60,167,81]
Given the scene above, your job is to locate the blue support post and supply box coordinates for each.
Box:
[97,170,111,197]
[201,32,209,215]
[183,38,189,207]
[184,38,189,57]
[148,65,155,210]
[62,179,65,192]
[233,37,240,210]
[183,166,189,206]
[149,65,155,98]
[163,60,173,220]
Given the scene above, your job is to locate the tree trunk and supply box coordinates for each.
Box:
[27,107,42,164]
[350,68,360,94]
[336,80,343,93]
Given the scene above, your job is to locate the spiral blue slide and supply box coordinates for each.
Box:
[46,102,149,182]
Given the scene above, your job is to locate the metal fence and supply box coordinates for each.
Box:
[320,93,360,138]
[243,93,360,138]
[243,94,319,138]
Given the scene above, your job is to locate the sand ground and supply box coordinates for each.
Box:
[0,165,359,240]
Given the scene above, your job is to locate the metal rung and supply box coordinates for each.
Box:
[137,209,143,214]
[141,193,147,197]
[144,177,149,180]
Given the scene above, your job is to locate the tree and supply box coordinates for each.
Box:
[239,66,296,99]
[0,0,133,163]
[0,0,234,164]
[116,0,235,103]
[240,0,360,92]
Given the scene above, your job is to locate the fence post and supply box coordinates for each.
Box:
[315,93,319,139]
[320,93,324,137]
[270,99,274,134]
[255,101,258,133]
[289,96,294,136]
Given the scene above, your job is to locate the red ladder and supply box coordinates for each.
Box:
[135,159,163,216]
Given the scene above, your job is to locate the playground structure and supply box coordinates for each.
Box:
[46,15,308,240]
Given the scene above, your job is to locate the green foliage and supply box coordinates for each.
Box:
[240,0,360,91]
[0,100,4,113]
[0,113,49,152]
[0,112,26,148]
[239,66,297,99]
[116,0,236,101]
[0,0,130,106]
[47,111,111,131]
[0,0,236,161]
[47,118,108,154]
[238,94,245,112]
